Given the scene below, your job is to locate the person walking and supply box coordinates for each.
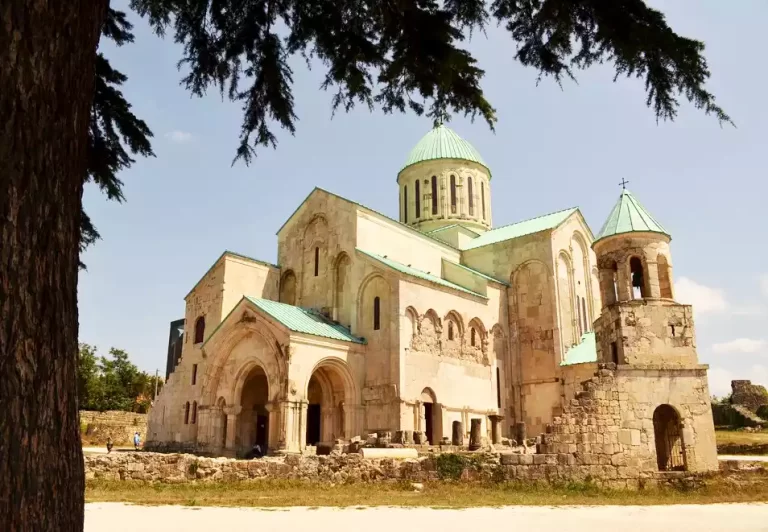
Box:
[133,431,141,451]
[106,437,113,454]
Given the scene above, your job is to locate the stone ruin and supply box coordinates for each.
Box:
[730,380,768,413]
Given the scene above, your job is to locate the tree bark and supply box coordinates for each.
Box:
[0,1,108,530]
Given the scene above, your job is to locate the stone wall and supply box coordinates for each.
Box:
[80,410,148,445]
[84,450,701,489]
[731,380,768,412]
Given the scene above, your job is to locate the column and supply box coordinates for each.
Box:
[645,260,661,298]
[489,415,504,444]
[616,259,631,302]
[452,421,464,446]
[224,405,242,452]
[469,418,482,451]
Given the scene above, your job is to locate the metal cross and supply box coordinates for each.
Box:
[619,178,630,190]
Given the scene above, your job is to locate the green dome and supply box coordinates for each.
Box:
[400,124,490,176]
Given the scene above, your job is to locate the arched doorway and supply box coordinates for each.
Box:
[306,362,350,446]
[420,388,441,445]
[653,404,686,471]
[239,365,270,453]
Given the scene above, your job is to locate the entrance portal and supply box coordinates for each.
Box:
[306,363,349,446]
[424,403,434,444]
[239,365,270,454]
[653,404,686,471]
[307,404,321,445]
[420,388,440,444]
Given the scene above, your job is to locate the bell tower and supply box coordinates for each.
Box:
[591,187,697,366]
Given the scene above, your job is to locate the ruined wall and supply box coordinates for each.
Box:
[731,380,768,412]
[81,411,147,445]
[85,450,705,489]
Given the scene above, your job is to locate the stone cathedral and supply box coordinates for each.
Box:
[148,125,718,473]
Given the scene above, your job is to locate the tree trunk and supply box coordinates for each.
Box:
[0,1,108,530]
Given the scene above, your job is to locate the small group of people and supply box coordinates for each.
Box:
[105,432,142,454]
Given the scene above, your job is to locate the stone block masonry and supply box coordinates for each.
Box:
[85,451,708,490]
[80,410,148,445]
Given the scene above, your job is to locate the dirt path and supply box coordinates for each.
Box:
[85,502,768,531]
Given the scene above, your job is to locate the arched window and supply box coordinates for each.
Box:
[581,297,588,332]
[373,296,381,330]
[481,182,486,220]
[191,401,197,424]
[194,317,205,344]
[184,402,190,424]
[403,186,408,223]
[314,247,320,277]
[611,261,619,303]
[577,297,583,337]
[415,180,421,219]
[468,176,474,216]
[630,257,646,299]
[448,321,454,340]
[450,175,457,213]
[471,327,476,346]
[431,176,438,214]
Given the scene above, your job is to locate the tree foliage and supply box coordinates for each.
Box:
[77,343,163,413]
[85,0,730,259]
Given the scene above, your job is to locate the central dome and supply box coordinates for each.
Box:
[400,124,490,176]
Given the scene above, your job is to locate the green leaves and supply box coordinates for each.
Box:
[126,0,728,167]
[77,343,162,413]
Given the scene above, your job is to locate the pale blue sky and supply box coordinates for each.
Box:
[79,0,768,396]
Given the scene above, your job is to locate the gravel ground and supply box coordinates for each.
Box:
[85,502,768,531]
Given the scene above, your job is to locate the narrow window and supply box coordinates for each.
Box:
[431,176,438,214]
[184,402,190,424]
[415,180,421,219]
[404,186,408,223]
[191,401,197,424]
[450,175,457,213]
[468,177,474,216]
[373,296,381,330]
[448,321,454,340]
[471,328,476,347]
[577,298,583,338]
[191,364,198,385]
[630,257,646,298]
[314,247,319,277]
[611,262,619,303]
[496,367,502,408]
[481,182,486,220]
[581,297,588,332]
[610,342,619,364]
[194,317,205,344]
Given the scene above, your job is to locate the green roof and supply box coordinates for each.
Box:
[561,332,598,366]
[244,297,366,344]
[444,259,510,286]
[460,208,578,251]
[594,189,669,243]
[357,249,487,299]
[400,125,490,176]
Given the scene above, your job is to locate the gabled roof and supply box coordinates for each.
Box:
[356,249,487,299]
[276,187,459,253]
[560,332,598,366]
[460,207,578,251]
[244,297,366,344]
[185,251,279,299]
[400,125,490,176]
[594,189,669,244]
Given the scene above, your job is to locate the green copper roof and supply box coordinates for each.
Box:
[356,249,487,299]
[594,189,669,243]
[460,207,578,251]
[400,125,490,176]
[244,297,366,344]
[561,332,597,366]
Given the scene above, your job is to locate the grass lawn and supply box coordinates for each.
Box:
[716,430,768,454]
[86,472,768,508]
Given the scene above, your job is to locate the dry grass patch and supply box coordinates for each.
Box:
[86,472,768,508]
[716,430,768,455]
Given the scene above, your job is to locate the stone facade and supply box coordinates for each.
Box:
[147,126,717,479]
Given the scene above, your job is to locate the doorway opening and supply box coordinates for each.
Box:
[653,404,686,471]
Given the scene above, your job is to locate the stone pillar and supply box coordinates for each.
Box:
[516,422,527,444]
[599,268,615,308]
[489,415,504,444]
[224,404,242,452]
[616,259,631,302]
[645,260,661,298]
[469,418,482,451]
[451,421,464,446]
